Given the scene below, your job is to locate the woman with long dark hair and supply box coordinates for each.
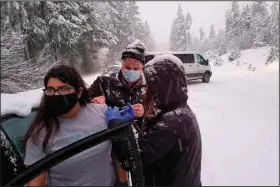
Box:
[106,54,202,186]
[23,65,121,186]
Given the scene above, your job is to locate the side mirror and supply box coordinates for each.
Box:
[205,60,209,65]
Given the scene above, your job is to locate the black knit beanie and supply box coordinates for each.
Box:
[121,41,145,64]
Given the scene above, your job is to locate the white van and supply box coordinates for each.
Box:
[145,51,212,83]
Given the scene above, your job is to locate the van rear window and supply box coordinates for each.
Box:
[173,54,194,63]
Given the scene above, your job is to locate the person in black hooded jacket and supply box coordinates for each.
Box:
[106,54,202,186]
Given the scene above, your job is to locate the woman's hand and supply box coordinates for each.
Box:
[132,104,144,117]
[27,172,46,186]
[91,96,105,104]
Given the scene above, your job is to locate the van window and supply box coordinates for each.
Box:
[173,54,195,63]
[196,54,206,65]
[145,55,154,64]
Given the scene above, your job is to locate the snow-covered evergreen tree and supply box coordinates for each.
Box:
[169,4,189,51]
[238,5,254,50]
[185,12,192,50]
[266,1,279,63]
[0,1,150,93]
[199,27,205,41]
[143,21,155,51]
[268,1,279,47]
[169,18,178,51]
[176,4,187,50]
[251,1,269,48]
[209,24,216,39]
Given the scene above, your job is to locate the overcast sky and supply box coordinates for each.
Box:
[137,1,255,44]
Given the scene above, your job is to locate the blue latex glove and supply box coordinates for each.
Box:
[105,106,122,123]
[121,103,135,121]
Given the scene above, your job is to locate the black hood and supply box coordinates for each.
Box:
[143,55,188,111]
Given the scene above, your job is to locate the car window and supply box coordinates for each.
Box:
[173,54,195,63]
[196,54,206,65]
[103,66,120,75]
[109,66,120,72]
[1,112,36,158]
[145,55,154,63]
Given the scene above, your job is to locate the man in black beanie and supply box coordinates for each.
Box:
[89,40,146,113]
[89,39,146,185]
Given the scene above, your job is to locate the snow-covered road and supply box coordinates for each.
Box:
[188,67,279,186]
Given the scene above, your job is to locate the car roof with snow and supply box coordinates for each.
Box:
[1,89,42,118]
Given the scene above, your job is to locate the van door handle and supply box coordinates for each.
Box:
[189,65,192,66]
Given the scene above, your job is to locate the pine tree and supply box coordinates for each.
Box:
[143,21,155,51]
[0,0,156,93]
[169,4,187,51]
[169,18,178,50]
[176,4,187,50]
[251,1,269,47]
[239,5,253,49]
[185,12,192,50]
[106,1,132,63]
[268,1,279,47]
[225,9,233,39]
[209,24,216,38]
[266,1,279,63]
[224,2,245,51]
[199,27,205,41]
[127,1,145,42]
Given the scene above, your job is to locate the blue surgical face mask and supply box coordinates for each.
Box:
[122,69,141,83]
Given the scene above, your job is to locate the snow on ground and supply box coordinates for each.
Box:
[1,73,101,117]
[188,52,279,185]
[210,47,279,73]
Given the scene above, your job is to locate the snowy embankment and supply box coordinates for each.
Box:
[208,46,279,73]
[189,47,279,185]
[1,74,100,117]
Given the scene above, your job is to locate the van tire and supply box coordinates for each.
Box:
[202,72,211,83]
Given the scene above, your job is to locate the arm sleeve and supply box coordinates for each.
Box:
[138,125,177,167]
[88,76,105,98]
[107,119,133,171]
[24,140,47,166]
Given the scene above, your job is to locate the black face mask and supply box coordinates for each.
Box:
[45,92,79,116]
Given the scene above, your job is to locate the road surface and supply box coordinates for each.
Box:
[187,67,279,186]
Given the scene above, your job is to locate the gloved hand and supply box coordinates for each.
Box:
[121,103,135,121]
[105,106,122,123]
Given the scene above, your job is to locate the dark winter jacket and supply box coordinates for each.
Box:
[89,70,147,172]
[110,56,202,186]
[89,70,146,131]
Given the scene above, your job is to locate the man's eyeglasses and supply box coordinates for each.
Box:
[43,86,74,96]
